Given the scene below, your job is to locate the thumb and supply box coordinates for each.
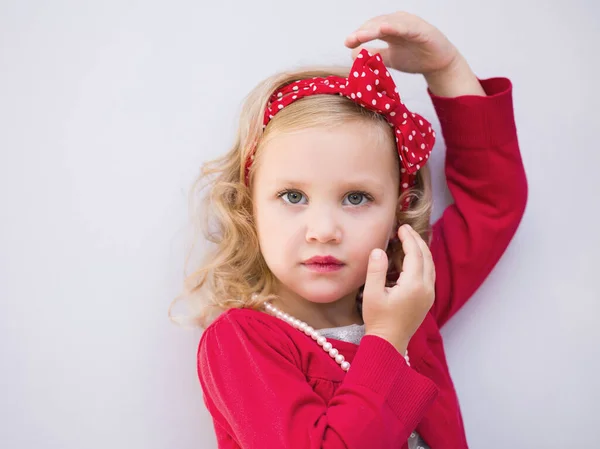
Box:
[350,46,391,64]
[363,248,388,303]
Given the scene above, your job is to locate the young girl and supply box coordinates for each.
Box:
[176,11,528,449]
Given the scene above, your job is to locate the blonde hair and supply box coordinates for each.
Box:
[169,65,433,329]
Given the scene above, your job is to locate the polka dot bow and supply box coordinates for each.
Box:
[245,49,436,205]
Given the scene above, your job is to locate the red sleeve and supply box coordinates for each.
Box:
[427,78,528,327]
[197,312,438,449]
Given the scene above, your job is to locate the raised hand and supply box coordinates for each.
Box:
[344,11,460,76]
[344,11,485,98]
[362,224,436,354]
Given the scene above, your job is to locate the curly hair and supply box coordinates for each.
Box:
[169,65,433,329]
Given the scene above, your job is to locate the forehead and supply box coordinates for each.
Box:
[254,121,399,188]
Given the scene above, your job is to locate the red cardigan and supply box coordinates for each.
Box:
[197,77,528,449]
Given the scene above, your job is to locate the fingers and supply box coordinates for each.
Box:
[344,12,412,48]
[397,225,424,281]
[345,14,394,46]
[397,224,435,287]
[349,45,391,64]
[363,248,389,303]
[405,225,435,286]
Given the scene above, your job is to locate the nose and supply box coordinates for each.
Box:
[305,205,342,244]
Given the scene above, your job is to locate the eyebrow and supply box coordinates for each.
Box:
[274,178,387,196]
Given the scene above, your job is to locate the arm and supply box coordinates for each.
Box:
[342,12,528,327]
[198,313,438,449]
[426,72,528,327]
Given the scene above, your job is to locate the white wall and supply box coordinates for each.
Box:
[1,1,598,447]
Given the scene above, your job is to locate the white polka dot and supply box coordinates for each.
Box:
[277,92,283,98]
[390,111,396,116]
[412,130,416,136]
[293,86,298,91]
[386,71,390,77]
[361,71,366,77]
[374,69,379,75]
[403,113,408,119]
[372,99,377,105]
[357,53,363,58]
[400,168,406,173]
[385,104,390,110]
[416,164,420,169]
[357,92,362,98]
[292,95,297,99]
[313,85,317,91]
[376,55,381,61]
[394,87,398,93]
[421,144,425,149]
[366,85,372,91]
[375,79,380,85]
[278,104,283,109]
[377,92,383,98]
[408,135,413,140]
[411,152,415,158]
[353,71,359,78]
[351,93,356,99]
[402,183,409,188]
[419,120,423,125]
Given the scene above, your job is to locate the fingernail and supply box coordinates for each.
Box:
[371,249,383,260]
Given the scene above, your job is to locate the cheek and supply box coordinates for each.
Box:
[349,224,393,257]
[254,202,300,263]
[347,207,396,248]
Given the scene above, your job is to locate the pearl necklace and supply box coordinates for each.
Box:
[263,301,410,372]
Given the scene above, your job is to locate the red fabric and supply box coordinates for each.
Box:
[197,77,528,449]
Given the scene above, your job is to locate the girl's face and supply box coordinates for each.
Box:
[252,121,400,306]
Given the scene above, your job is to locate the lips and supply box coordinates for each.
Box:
[303,255,343,265]
[302,255,344,273]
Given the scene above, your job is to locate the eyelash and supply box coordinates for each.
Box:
[276,189,374,206]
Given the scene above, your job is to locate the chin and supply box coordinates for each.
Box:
[292,282,358,304]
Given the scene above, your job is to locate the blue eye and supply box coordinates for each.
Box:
[277,190,372,206]
[279,190,306,204]
[343,192,370,206]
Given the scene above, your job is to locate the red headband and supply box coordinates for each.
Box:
[244,49,435,208]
